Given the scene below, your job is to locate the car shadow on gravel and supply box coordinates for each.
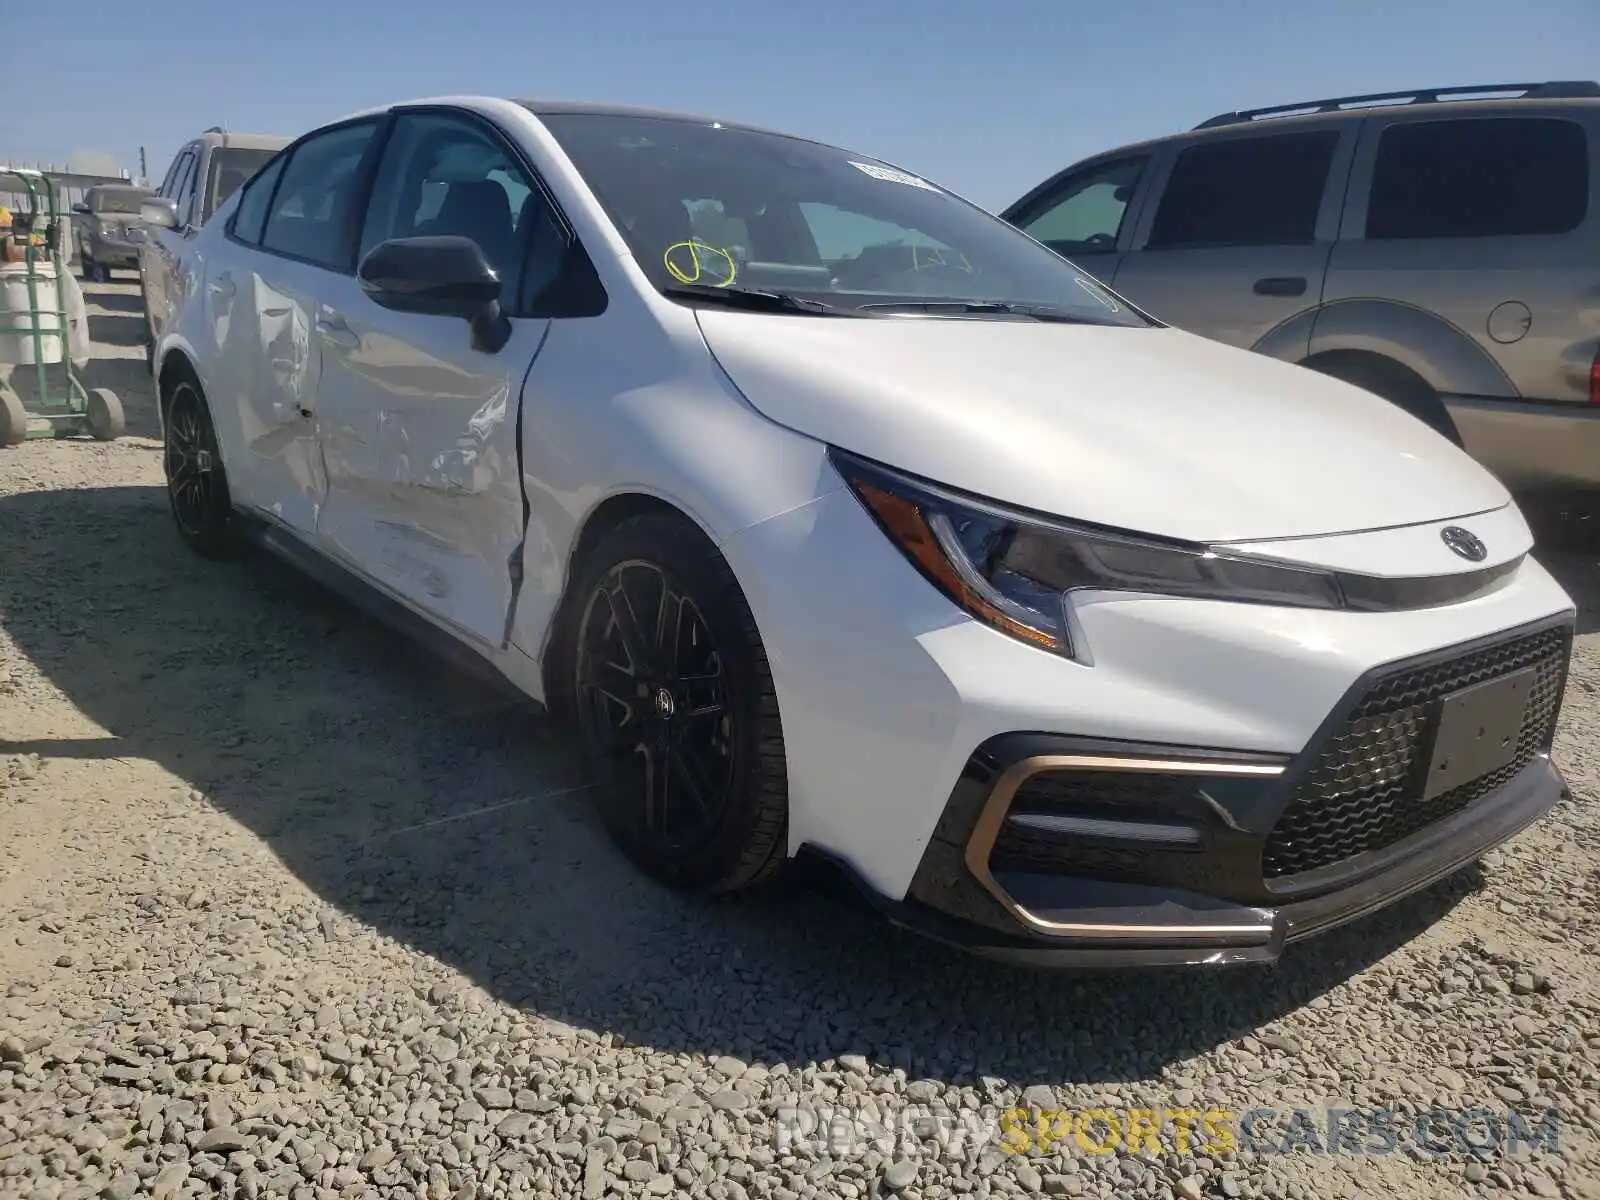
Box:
[86,312,148,347]
[81,286,145,314]
[0,483,1571,1089]
[1522,490,1600,635]
[75,358,160,441]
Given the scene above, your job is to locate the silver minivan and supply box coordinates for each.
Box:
[1001,81,1600,493]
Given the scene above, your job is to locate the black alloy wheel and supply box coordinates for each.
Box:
[566,513,788,893]
[164,379,242,558]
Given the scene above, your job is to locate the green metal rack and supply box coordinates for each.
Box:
[0,168,124,445]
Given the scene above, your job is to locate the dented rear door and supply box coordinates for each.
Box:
[310,281,549,650]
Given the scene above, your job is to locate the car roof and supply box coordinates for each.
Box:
[87,183,151,197]
[195,130,291,152]
[516,98,790,138]
[332,95,833,151]
[1076,90,1600,164]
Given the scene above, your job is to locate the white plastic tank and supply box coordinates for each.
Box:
[0,259,89,367]
[0,262,64,365]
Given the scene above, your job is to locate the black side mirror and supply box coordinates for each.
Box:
[357,235,511,353]
[72,202,90,215]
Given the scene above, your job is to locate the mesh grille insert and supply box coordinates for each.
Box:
[1262,625,1569,879]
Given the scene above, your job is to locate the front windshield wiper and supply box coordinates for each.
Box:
[856,299,1110,324]
[661,283,845,316]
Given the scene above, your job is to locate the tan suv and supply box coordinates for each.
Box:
[138,127,288,365]
[1002,80,1600,493]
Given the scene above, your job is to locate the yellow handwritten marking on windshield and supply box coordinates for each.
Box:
[664,241,738,288]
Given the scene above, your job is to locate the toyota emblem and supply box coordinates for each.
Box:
[1440,526,1487,562]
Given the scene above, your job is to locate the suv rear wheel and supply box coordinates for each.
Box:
[1305,352,1462,446]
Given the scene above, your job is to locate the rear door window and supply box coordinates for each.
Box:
[230,154,288,247]
[1146,131,1339,249]
[1365,117,1589,240]
[157,149,189,199]
[174,152,201,228]
[260,121,381,270]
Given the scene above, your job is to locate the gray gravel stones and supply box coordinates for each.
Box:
[1,286,1598,1200]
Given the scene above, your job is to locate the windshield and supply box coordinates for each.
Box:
[90,189,149,215]
[205,148,279,221]
[537,112,1149,325]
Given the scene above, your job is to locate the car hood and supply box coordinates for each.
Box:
[694,312,1510,543]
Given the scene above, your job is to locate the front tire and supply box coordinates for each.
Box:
[163,378,243,558]
[563,512,788,894]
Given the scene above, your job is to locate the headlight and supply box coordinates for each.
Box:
[830,447,1343,658]
[98,221,116,236]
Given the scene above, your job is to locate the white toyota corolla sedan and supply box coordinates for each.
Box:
[146,95,1576,967]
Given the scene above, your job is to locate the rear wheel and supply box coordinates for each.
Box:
[1305,352,1462,446]
[564,512,788,894]
[164,378,243,558]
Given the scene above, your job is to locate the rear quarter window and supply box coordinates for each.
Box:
[1365,117,1590,240]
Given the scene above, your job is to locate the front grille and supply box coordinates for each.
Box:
[1262,625,1570,879]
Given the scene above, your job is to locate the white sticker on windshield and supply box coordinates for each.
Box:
[848,161,938,191]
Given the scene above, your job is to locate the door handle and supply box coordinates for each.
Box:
[1253,276,1307,297]
[315,314,359,348]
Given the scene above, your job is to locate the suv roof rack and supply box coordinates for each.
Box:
[1195,80,1600,129]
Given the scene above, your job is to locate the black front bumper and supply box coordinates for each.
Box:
[851,615,1574,968]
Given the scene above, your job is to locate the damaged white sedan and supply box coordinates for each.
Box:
[150,96,1576,967]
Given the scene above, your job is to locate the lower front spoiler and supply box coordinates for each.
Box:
[816,755,1567,969]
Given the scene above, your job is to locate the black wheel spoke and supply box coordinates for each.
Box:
[576,558,735,853]
[641,744,671,831]
[607,581,656,677]
[679,701,726,723]
[667,743,715,817]
[167,388,215,532]
[657,584,687,671]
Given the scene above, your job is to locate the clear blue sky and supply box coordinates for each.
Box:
[3,0,1596,211]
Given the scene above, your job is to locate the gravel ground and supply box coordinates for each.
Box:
[1,280,1598,1200]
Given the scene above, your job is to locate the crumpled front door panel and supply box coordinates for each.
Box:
[311,280,549,650]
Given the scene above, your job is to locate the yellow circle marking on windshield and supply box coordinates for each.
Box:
[664,241,738,288]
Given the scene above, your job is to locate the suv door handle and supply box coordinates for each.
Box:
[315,314,359,348]
[1253,276,1307,297]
